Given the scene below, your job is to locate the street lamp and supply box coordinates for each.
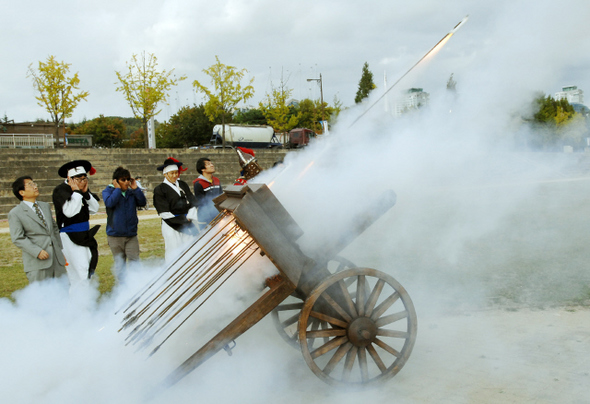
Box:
[307,73,325,129]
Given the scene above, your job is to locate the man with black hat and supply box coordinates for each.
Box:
[153,157,199,261]
[52,160,101,291]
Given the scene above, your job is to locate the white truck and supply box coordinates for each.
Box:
[210,124,282,148]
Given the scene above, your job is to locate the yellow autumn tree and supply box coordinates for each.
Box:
[259,80,299,135]
[193,56,255,148]
[115,52,186,148]
[27,55,89,147]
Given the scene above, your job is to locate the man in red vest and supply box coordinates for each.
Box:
[193,157,223,230]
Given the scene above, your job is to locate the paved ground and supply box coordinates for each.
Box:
[161,307,590,404]
[2,173,589,403]
[388,308,589,404]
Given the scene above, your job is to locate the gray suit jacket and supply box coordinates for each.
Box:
[8,200,66,272]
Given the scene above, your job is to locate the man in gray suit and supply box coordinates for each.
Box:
[8,176,67,283]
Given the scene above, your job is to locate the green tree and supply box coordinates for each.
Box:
[1,114,12,133]
[533,95,575,125]
[259,79,299,134]
[234,108,267,125]
[295,98,334,133]
[330,94,344,124]
[126,127,145,148]
[354,62,376,104]
[156,104,214,148]
[27,55,89,147]
[528,94,582,150]
[115,52,186,148]
[119,117,143,138]
[71,115,126,148]
[193,55,255,148]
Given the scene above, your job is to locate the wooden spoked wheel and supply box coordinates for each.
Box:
[298,268,417,386]
[271,256,357,349]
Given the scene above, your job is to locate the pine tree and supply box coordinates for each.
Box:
[446,73,457,92]
[354,62,376,104]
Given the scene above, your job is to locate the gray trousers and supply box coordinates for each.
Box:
[25,254,67,283]
[107,235,140,279]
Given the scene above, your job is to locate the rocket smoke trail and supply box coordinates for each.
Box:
[349,15,469,127]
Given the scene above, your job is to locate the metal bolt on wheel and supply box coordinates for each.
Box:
[298,268,417,386]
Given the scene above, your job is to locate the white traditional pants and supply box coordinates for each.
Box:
[162,221,197,263]
[60,233,92,293]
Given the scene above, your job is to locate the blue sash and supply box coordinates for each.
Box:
[60,221,90,233]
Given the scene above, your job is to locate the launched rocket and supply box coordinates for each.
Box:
[450,15,469,34]
[349,15,470,127]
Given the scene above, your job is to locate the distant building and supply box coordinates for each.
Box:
[287,99,300,108]
[555,85,584,105]
[395,88,430,116]
[572,103,590,117]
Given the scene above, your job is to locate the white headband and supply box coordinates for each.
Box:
[67,166,87,177]
[163,164,179,174]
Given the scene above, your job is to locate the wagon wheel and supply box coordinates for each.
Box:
[271,256,357,348]
[298,268,417,386]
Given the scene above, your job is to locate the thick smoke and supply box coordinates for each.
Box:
[2,2,590,403]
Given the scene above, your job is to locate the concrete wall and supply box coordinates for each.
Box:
[0,148,289,220]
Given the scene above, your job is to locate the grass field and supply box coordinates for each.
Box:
[0,212,164,300]
[2,177,590,309]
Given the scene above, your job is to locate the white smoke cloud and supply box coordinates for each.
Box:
[2,1,590,402]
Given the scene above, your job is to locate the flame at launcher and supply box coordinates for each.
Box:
[118,211,262,356]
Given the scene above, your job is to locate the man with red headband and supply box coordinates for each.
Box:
[153,157,199,261]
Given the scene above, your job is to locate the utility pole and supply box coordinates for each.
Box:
[307,73,324,131]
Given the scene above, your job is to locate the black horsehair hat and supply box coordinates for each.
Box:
[58,160,92,178]
[157,158,184,172]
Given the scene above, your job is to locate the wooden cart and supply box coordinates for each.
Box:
[120,183,417,387]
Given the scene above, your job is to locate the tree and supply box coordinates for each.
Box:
[533,95,575,125]
[259,78,299,134]
[71,115,126,148]
[330,94,344,123]
[1,114,12,133]
[446,73,457,92]
[156,104,214,148]
[354,62,376,104]
[126,127,145,149]
[295,98,334,133]
[527,94,583,150]
[27,55,89,147]
[193,55,255,148]
[115,52,186,148]
[234,108,267,125]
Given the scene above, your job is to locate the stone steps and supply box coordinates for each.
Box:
[0,148,288,220]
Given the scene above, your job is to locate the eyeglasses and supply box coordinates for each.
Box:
[73,176,88,182]
[25,181,37,188]
[119,178,131,182]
